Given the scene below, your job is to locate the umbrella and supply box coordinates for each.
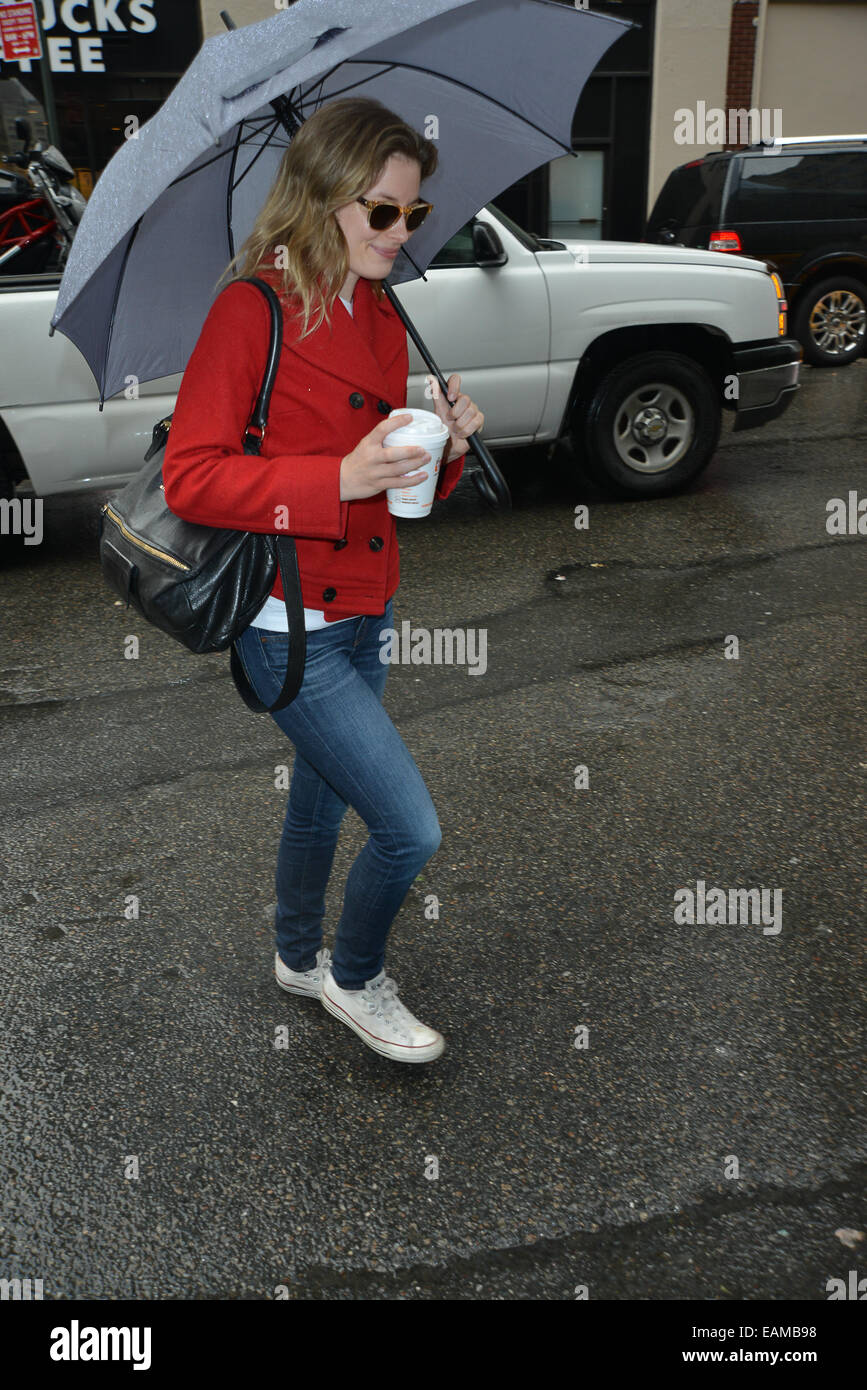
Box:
[49,0,634,508]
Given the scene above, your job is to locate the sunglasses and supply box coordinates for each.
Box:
[356,196,434,232]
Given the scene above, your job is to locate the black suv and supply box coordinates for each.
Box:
[645,135,867,367]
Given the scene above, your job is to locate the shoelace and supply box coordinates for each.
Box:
[365,974,402,1017]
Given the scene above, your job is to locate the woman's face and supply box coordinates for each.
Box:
[334,153,423,296]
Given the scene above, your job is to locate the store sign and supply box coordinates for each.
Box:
[0,4,43,62]
[1,1,200,74]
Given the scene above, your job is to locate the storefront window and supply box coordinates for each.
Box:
[0,1,202,187]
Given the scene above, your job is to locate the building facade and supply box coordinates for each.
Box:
[0,1,201,194]
[648,0,867,217]
[1,1,864,235]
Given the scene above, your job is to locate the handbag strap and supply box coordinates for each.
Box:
[228,275,307,715]
[241,275,284,451]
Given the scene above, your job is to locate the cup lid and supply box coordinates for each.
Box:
[386,407,449,443]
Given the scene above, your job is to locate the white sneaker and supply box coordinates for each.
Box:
[274,947,332,998]
[321,968,445,1063]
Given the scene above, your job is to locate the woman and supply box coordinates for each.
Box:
[162,98,483,1065]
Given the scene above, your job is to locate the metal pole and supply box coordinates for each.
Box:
[381,283,510,509]
[31,1,61,148]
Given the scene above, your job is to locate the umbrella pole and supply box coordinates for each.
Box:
[219,9,511,512]
[380,283,511,511]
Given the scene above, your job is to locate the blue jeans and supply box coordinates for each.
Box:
[233,597,442,990]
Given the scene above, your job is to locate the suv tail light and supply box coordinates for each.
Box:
[770,271,788,335]
[709,230,742,252]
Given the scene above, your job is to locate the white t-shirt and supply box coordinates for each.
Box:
[250,291,360,632]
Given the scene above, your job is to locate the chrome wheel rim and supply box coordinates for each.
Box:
[809,289,866,356]
[613,382,695,473]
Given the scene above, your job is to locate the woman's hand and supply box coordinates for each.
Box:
[429,373,484,462]
[339,414,432,502]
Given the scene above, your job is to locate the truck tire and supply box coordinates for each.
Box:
[576,351,721,499]
[791,276,867,367]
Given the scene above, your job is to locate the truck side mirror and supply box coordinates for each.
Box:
[472,221,507,266]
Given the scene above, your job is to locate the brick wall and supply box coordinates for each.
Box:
[724,0,759,148]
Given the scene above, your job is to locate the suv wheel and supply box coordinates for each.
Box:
[793,277,867,366]
[576,351,721,498]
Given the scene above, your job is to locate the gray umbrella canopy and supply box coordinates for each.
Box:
[50,0,632,403]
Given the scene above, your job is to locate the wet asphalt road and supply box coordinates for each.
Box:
[0,361,864,1302]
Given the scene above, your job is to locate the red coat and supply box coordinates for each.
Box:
[162,270,465,622]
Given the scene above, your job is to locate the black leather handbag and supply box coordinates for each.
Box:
[97,275,306,714]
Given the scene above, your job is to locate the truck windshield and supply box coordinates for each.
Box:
[487,201,542,251]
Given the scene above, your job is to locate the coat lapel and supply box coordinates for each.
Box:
[282,276,404,401]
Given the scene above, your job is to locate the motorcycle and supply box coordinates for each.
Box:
[0,117,87,274]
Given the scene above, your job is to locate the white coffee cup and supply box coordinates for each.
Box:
[384,408,450,518]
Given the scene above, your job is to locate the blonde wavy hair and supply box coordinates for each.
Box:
[219,97,438,340]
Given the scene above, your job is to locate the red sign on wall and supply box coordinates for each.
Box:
[0,3,43,62]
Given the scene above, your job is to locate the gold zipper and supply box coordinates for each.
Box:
[102,503,190,571]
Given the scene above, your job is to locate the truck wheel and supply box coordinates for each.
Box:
[792,277,867,366]
[576,352,721,498]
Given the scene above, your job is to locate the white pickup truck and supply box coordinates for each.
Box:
[0,203,801,504]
